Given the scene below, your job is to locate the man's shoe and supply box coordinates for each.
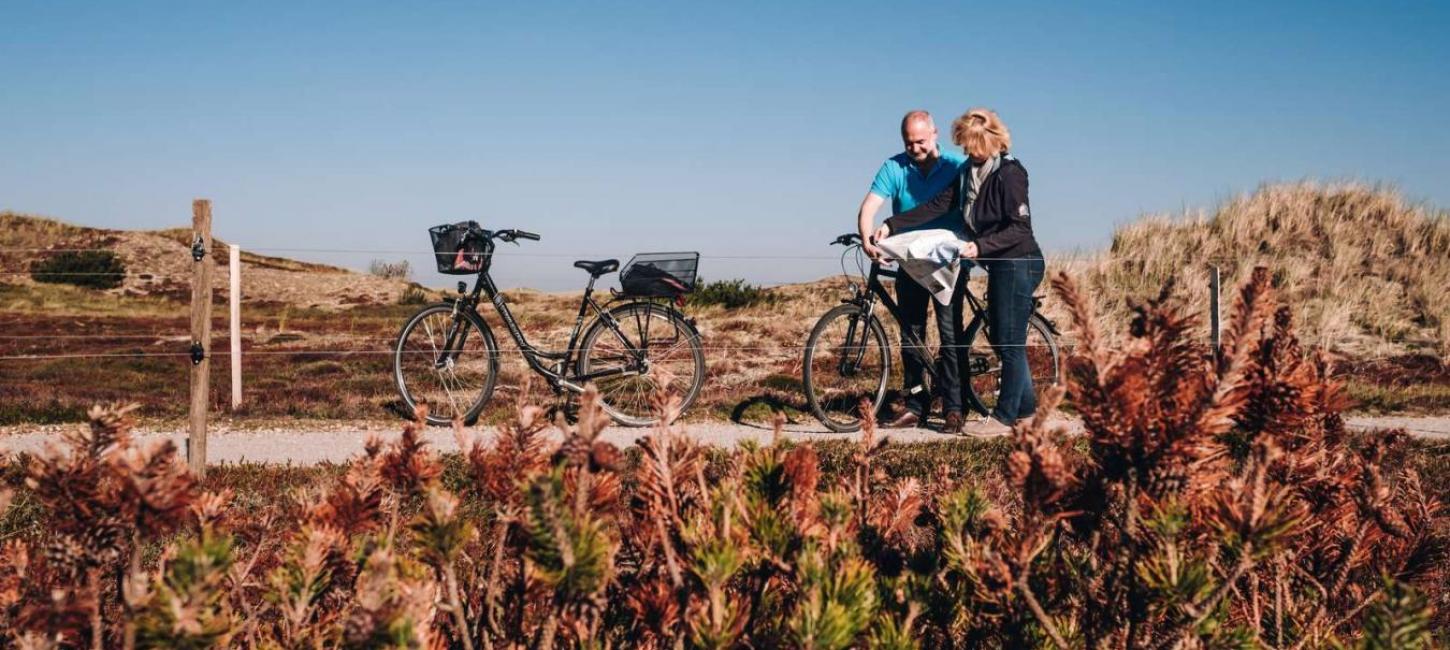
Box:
[964,417,1013,438]
[882,410,921,429]
[881,397,909,419]
[941,412,964,435]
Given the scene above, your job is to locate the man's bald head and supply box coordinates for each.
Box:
[900,110,940,165]
[901,110,934,136]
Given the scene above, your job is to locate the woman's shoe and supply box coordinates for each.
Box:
[964,417,1013,438]
[882,410,921,429]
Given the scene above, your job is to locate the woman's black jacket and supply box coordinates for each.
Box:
[884,155,1042,260]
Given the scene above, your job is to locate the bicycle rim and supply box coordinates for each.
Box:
[578,302,704,426]
[393,305,497,425]
[963,313,1059,418]
[804,305,889,432]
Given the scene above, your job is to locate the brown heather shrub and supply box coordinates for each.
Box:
[0,268,1444,648]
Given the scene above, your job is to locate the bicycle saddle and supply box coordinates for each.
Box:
[573,259,620,276]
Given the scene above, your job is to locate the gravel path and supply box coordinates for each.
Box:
[1,415,1446,466]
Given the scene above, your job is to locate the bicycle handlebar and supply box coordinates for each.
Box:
[471,226,542,243]
[832,233,863,246]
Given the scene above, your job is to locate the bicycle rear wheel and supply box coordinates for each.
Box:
[393,304,499,426]
[962,312,1060,418]
[802,304,891,432]
[577,301,705,426]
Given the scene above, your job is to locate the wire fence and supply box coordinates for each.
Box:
[1,245,1438,365]
[6,332,1422,360]
[0,342,1083,360]
[7,342,1421,362]
[3,246,1248,264]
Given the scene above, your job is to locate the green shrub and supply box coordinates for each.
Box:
[687,277,779,309]
[29,250,126,289]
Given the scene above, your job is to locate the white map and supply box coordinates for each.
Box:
[875,228,969,305]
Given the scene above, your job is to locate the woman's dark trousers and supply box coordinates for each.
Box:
[983,255,1046,423]
[895,270,967,417]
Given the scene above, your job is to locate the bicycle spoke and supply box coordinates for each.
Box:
[806,309,887,430]
[395,307,496,424]
[583,305,701,423]
[648,336,691,363]
[965,318,1058,416]
[422,317,463,418]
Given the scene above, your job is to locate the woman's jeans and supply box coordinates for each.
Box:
[983,255,1046,424]
[896,270,967,417]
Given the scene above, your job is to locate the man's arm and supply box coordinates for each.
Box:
[857,191,888,258]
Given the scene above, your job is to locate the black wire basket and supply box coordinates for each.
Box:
[429,222,491,275]
[618,252,699,297]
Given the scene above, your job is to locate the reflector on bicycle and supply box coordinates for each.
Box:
[429,222,491,274]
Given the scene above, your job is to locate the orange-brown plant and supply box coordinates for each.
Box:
[0,268,1443,648]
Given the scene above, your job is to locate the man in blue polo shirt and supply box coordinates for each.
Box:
[854,110,969,431]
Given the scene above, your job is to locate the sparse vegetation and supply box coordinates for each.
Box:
[2,184,1448,427]
[369,258,412,280]
[0,268,1444,647]
[398,283,430,305]
[28,250,127,290]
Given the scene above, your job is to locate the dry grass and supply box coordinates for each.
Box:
[3,183,1448,427]
[1083,181,1450,358]
[2,212,416,311]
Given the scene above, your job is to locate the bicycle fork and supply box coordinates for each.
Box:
[434,302,472,370]
[836,310,870,377]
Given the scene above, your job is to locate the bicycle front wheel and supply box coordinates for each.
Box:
[962,311,1060,418]
[392,304,499,426]
[802,304,891,433]
[577,301,705,426]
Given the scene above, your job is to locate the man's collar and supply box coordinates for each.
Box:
[906,148,943,176]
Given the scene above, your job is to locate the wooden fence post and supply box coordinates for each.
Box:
[229,244,242,410]
[1209,264,1222,361]
[189,200,212,478]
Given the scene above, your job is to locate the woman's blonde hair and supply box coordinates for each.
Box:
[952,108,1011,159]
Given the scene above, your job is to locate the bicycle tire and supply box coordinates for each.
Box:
[961,311,1060,418]
[392,303,500,427]
[576,301,705,427]
[803,304,892,433]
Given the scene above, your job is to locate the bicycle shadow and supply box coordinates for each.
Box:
[728,389,904,433]
[381,398,416,421]
[728,393,810,431]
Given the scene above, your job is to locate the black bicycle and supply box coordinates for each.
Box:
[392,221,705,427]
[801,233,1061,432]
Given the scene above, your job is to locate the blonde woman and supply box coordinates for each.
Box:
[873,108,1044,435]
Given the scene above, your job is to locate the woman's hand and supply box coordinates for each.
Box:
[960,242,979,259]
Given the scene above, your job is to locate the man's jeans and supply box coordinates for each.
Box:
[983,255,1046,423]
[896,270,967,417]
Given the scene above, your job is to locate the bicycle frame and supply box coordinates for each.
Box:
[842,255,996,383]
[438,266,657,394]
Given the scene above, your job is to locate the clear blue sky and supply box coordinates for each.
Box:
[3,1,1447,290]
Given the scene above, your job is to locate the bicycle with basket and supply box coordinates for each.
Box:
[391,221,705,426]
[800,232,1061,432]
